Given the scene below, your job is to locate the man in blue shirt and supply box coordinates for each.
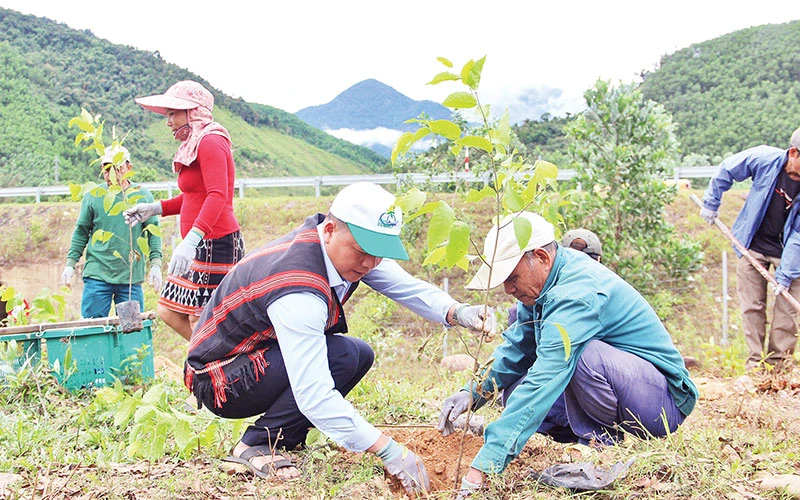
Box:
[700,127,800,369]
[437,212,697,495]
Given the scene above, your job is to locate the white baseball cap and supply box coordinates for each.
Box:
[100,145,130,166]
[467,212,556,290]
[329,182,409,260]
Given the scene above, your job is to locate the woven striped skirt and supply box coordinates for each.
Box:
[158,230,245,316]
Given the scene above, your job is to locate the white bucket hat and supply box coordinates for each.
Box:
[467,212,555,290]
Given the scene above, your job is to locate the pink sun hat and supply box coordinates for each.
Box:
[135,80,214,116]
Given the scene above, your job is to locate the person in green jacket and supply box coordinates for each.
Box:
[437,211,698,496]
[61,146,162,318]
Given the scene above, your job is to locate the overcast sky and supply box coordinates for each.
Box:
[2,0,799,123]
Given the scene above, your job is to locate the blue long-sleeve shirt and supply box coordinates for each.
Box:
[467,248,698,474]
[702,145,800,287]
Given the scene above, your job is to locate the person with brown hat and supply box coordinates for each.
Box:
[62,145,162,318]
[184,182,495,495]
[700,126,800,369]
[436,212,697,496]
[124,80,244,340]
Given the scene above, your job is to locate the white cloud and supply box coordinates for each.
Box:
[327,127,439,150]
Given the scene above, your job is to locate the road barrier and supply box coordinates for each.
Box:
[0,166,718,203]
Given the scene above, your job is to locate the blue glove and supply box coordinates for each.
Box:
[436,391,473,437]
[124,201,162,225]
[168,230,203,277]
[376,438,430,495]
[699,206,717,225]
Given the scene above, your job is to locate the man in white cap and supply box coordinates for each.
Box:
[62,145,162,318]
[184,182,494,495]
[436,211,697,496]
[700,126,800,369]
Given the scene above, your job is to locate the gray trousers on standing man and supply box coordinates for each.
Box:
[737,250,800,365]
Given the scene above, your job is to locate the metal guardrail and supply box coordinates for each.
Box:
[0,166,718,202]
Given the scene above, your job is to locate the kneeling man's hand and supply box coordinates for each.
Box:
[436,391,473,437]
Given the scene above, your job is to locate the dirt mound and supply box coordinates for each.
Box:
[383,427,483,493]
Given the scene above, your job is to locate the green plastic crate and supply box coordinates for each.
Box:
[1,319,154,390]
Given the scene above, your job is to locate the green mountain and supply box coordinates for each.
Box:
[296,79,452,132]
[640,20,800,160]
[514,20,800,164]
[0,8,389,188]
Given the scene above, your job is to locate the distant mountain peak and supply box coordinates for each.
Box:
[295,79,451,133]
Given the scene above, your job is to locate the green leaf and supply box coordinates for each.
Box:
[437,56,453,68]
[395,188,427,216]
[465,185,496,203]
[103,191,115,213]
[491,111,511,148]
[69,183,84,202]
[512,215,532,250]
[108,201,127,216]
[428,71,461,85]
[405,200,441,223]
[461,56,486,90]
[442,91,477,109]
[531,159,559,186]
[555,323,571,360]
[422,246,446,267]
[91,230,112,245]
[144,224,161,237]
[427,201,455,252]
[445,221,470,267]
[429,119,461,140]
[68,117,94,133]
[455,255,470,271]
[455,135,493,153]
[504,188,525,212]
[137,237,150,258]
[114,398,138,427]
[391,131,418,165]
[142,383,166,404]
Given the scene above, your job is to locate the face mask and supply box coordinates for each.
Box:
[173,124,191,142]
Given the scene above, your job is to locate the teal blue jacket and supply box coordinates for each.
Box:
[468,247,698,474]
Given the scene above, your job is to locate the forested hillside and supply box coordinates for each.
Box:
[0,8,388,187]
[514,20,800,164]
[640,20,800,160]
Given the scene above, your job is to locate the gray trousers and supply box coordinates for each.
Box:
[502,340,685,445]
[736,251,800,364]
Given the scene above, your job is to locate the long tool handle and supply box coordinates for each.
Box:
[690,193,800,314]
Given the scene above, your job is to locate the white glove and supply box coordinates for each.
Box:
[124,202,162,225]
[168,230,203,277]
[454,303,496,337]
[456,476,483,499]
[700,206,718,225]
[148,264,163,291]
[376,438,430,496]
[772,283,788,296]
[436,391,473,437]
[61,265,75,286]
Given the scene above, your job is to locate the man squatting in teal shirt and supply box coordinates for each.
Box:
[437,212,698,495]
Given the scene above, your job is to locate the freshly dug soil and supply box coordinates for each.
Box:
[383,427,484,493]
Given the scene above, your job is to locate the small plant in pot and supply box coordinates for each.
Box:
[68,109,161,332]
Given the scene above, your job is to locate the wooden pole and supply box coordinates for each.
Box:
[690,193,800,314]
[0,311,156,336]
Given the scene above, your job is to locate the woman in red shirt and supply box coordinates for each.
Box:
[125,81,245,340]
